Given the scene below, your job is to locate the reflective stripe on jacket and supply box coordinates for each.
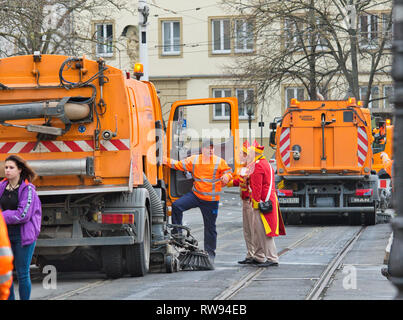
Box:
[0,213,13,300]
[169,154,232,201]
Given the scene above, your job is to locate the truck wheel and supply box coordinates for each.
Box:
[102,245,124,279]
[348,212,361,226]
[287,213,301,225]
[126,210,151,277]
[364,207,376,226]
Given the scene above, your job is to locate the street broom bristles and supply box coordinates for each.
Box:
[167,223,214,271]
[178,250,214,271]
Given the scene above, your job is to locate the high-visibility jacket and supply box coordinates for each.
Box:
[0,212,13,300]
[373,127,386,144]
[168,154,233,201]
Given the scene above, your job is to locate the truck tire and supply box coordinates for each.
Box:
[348,212,362,226]
[102,245,124,279]
[126,209,151,277]
[286,213,301,225]
[364,206,377,226]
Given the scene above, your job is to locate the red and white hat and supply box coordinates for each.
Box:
[249,140,264,154]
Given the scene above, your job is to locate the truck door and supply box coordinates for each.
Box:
[166,98,240,201]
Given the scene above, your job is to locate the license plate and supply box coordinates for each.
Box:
[278,197,299,204]
[349,197,372,203]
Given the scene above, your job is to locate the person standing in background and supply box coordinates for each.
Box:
[248,141,286,267]
[227,140,256,265]
[0,155,42,300]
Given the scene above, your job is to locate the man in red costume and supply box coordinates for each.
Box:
[248,141,286,267]
[227,140,255,264]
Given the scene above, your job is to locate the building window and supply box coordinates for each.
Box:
[284,18,304,50]
[213,89,231,120]
[285,87,305,107]
[384,85,394,109]
[381,13,393,48]
[234,19,254,53]
[162,20,181,55]
[212,19,231,54]
[359,14,378,48]
[310,17,329,51]
[360,86,380,108]
[236,88,255,119]
[95,23,113,57]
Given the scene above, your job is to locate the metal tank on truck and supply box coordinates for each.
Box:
[269,97,379,225]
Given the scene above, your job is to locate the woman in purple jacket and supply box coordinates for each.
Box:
[0,155,42,300]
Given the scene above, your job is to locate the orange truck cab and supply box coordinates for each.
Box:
[269,98,379,225]
[0,54,240,277]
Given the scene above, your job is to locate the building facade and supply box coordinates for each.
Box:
[0,0,393,158]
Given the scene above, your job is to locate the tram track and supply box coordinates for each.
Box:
[214,226,366,300]
[305,226,366,300]
[32,223,366,300]
[213,227,322,300]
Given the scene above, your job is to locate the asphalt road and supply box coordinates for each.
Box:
[22,192,396,301]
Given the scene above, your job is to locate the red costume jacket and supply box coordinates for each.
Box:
[250,157,286,237]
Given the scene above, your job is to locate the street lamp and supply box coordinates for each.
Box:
[246,100,253,144]
[387,0,403,300]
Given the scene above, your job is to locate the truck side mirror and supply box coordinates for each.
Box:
[269,130,276,147]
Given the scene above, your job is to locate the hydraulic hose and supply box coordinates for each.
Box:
[142,173,165,241]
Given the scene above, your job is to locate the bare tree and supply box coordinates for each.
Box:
[220,0,393,108]
[0,0,132,57]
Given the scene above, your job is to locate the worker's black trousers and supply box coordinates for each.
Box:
[172,191,219,258]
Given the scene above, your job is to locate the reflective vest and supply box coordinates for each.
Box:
[0,212,13,300]
[169,154,233,201]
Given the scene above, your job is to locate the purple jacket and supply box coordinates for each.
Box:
[0,179,42,246]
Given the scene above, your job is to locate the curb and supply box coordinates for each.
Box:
[384,232,393,265]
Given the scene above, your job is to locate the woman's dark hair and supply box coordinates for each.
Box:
[5,155,37,183]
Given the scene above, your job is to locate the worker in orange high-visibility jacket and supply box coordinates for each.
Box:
[248,141,286,267]
[165,139,233,266]
[0,211,13,300]
[373,120,387,145]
